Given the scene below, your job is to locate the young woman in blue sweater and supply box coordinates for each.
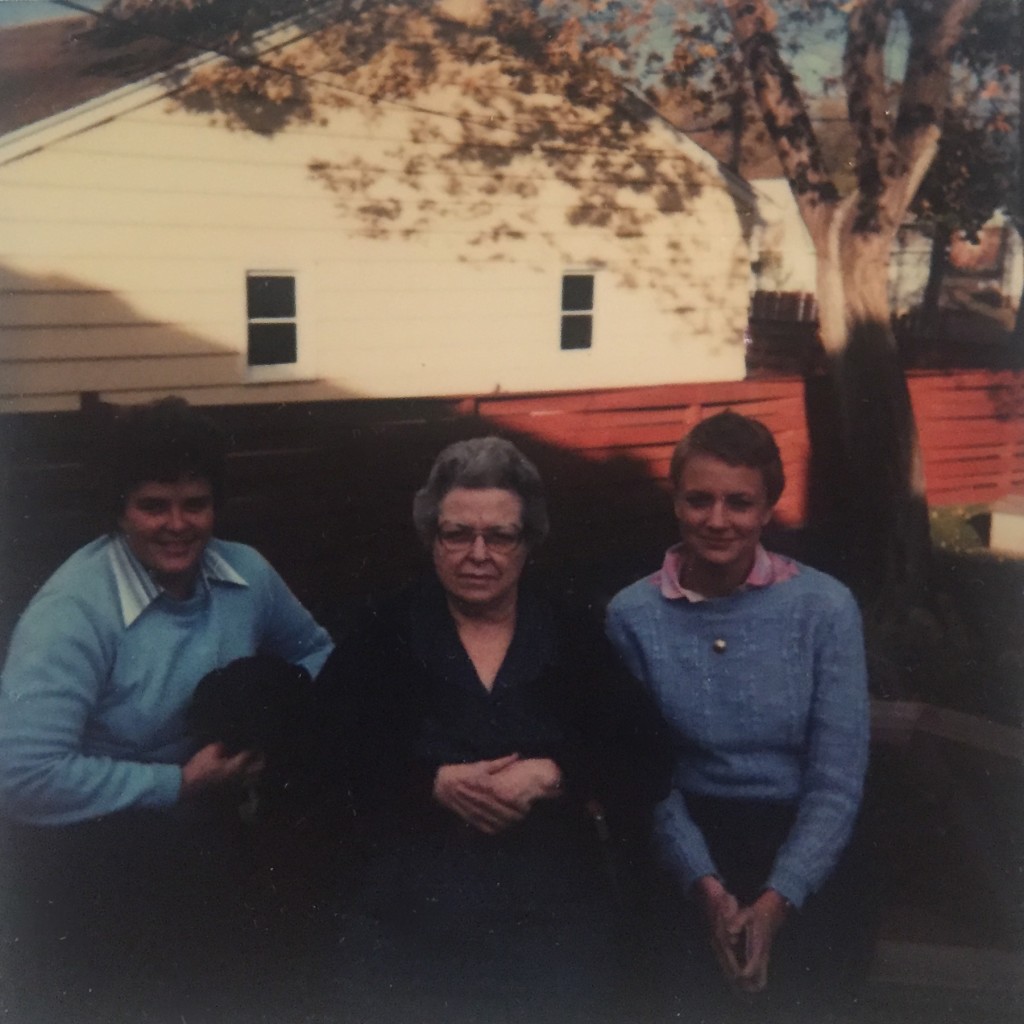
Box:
[606,410,871,1011]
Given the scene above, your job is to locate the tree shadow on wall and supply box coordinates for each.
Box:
[80,0,755,327]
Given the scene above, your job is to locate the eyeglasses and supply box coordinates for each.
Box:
[435,526,524,554]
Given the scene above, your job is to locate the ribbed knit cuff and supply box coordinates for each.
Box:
[765,865,809,909]
[144,763,186,809]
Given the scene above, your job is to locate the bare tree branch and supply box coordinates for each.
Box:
[843,0,901,233]
[890,0,983,220]
[723,0,839,245]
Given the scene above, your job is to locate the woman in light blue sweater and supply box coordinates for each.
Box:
[0,397,333,1021]
[606,410,870,1009]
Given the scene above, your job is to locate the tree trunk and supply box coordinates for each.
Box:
[805,238,931,625]
[723,0,981,697]
[919,223,952,343]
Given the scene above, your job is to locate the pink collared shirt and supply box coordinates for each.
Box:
[655,543,799,602]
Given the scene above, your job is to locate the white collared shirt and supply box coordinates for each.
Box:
[108,533,248,627]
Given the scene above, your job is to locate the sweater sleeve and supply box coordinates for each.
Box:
[251,555,334,677]
[766,590,869,907]
[0,592,182,826]
[605,595,720,895]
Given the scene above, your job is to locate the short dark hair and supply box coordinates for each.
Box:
[102,397,228,526]
[412,436,549,547]
[669,410,785,506]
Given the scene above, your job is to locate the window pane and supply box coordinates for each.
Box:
[247,275,295,319]
[561,274,594,312]
[248,322,297,365]
[560,314,592,350]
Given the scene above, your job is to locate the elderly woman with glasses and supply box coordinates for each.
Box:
[312,436,672,1024]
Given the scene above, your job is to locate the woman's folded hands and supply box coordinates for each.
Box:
[727,889,790,992]
[433,755,563,834]
[694,876,790,993]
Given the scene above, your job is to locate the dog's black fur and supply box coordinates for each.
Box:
[186,654,315,786]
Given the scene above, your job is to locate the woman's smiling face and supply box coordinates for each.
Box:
[118,476,215,599]
[673,453,774,594]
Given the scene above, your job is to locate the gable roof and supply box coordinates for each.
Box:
[0,14,191,136]
[0,1,756,206]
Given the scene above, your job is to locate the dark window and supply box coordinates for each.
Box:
[562,274,594,311]
[560,273,594,350]
[560,315,593,350]
[248,323,297,366]
[246,273,297,366]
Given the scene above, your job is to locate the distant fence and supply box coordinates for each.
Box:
[908,370,1024,506]
[472,368,1024,519]
[1,369,1022,643]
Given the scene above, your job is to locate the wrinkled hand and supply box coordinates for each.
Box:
[180,742,264,800]
[693,875,744,983]
[433,755,526,835]
[727,889,790,993]
[487,757,562,810]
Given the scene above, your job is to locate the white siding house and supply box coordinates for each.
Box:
[0,4,760,414]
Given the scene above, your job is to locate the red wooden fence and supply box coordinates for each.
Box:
[908,370,1024,507]
[472,369,1024,524]
[474,377,811,521]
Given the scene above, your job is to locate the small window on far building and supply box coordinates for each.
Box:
[560,273,594,350]
[246,273,297,366]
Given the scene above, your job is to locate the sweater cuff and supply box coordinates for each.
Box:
[142,763,185,809]
[657,836,718,896]
[765,865,810,909]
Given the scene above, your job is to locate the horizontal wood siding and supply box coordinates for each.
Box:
[0,55,752,411]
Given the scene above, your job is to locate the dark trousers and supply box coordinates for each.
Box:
[310,897,623,1024]
[633,795,879,1023]
[0,809,263,1024]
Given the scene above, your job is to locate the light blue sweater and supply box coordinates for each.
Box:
[0,536,333,826]
[606,561,869,907]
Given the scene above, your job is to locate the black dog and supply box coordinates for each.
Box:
[187,654,316,815]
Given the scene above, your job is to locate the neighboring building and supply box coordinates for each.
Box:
[0,2,761,414]
[891,212,1023,328]
[752,178,1022,337]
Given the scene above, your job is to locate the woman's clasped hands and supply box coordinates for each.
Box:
[695,875,790,994]
[433,754,563,835]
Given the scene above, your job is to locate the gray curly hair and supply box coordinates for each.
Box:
[412,437,549,547]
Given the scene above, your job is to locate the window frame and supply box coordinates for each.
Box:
[244,270,305,381]
[559,271,596,351]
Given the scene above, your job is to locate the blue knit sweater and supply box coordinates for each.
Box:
[606,560,868,907]
[0,536,333,826]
